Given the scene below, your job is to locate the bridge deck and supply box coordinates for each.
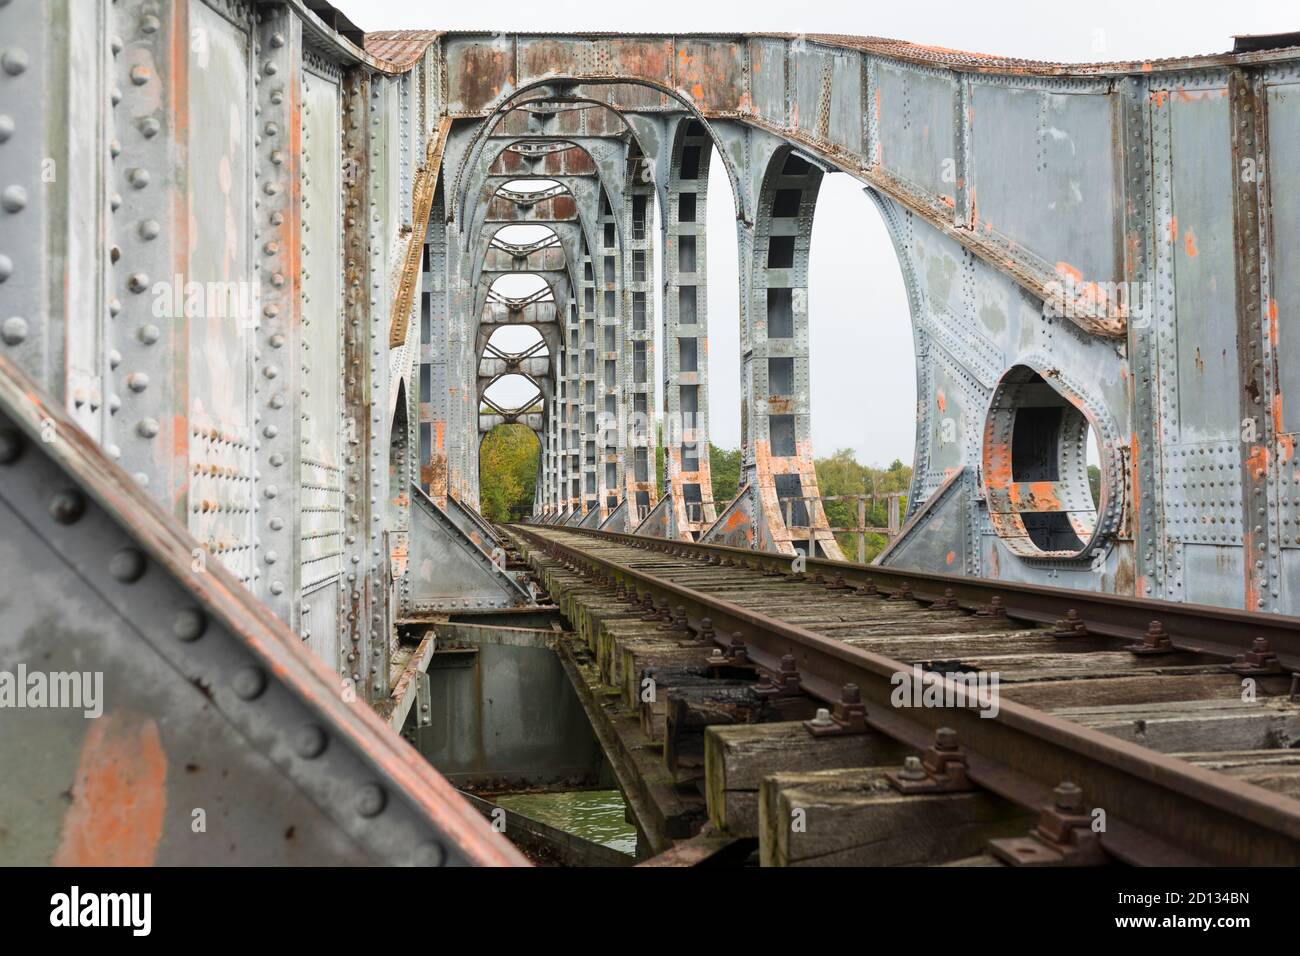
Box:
[508,524,1300,866]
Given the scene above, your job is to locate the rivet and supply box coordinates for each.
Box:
[293,723,328,759]
[1,49,29,76]
[138,323,161,345]
[139,117,160,138]
[140,15,161,34]
[127,272,149,293]
[1,184,27,213]
[0,115,13,142]
[173,608,207,641]
[49,489,86,524]
[0,254,10,281]
[129,64,151,85]
[355,783,387,818]
[1,315,27,345]
[128,168,150,189]
[138,219,160,240]
[416,842,447,867]
[232,666,267,700]
[137,418,159,438]
[109,547,146,583]
[126,372,149,392]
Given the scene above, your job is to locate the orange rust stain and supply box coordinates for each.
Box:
[1278,428,1295,464]
[874,88,881,121]
[1007,482,1022,509]
[1165,215,1178,243]
[1246,444,1270,478]
[1141,62,1153,73]
[1268,298,1279,347]
[1183,227,1198,258]
[54,713,167,866]
[435,420,445,452]
[936,390,946,413]
[1054,261,1084,284]
[1027,481,1062,510]
[691,83,705,101]
[1150,90,1168,108]
[172,414,188,462]
[945,550,955,566]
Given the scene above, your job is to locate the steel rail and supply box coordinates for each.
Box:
[510,523,1300,866]
[534,525,1300,672]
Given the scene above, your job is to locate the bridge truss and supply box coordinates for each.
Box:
[2,0,1300,864]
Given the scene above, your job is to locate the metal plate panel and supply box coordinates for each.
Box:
[875,63,955,207]
[186,2,254,585]
[300,69,344,603]
[1168,87,1237,442]
[1182,542,1246,610]
[970,84,1117,280]
[1268,82,1300,442]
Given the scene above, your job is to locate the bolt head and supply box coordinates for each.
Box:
[1053,781,1084,813]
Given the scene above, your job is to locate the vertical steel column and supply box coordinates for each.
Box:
[340,66,381,703]
[662,119,717,539]
[420,185,450,505]
[595,187,623,522]
[1120,74,1164,601]
[0,0,107,428]
[746,146,843,558]
[562,297,581,513]
[1229,68,1279,613]
[253,6,303,623]
[107,0,190,518]
[576,232,598,515]
[621,148,657,525]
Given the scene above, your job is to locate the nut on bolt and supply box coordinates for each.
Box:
[1127,619,1174,656]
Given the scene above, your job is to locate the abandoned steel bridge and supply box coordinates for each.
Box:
[3,1,1300,865]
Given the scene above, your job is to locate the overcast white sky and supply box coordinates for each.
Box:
[340,0,1299,466]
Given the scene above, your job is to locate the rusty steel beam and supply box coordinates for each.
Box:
[0,351,526,866]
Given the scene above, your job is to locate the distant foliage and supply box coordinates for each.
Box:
[814,449,912,562]
[479,424,538,522]
[710,444,742,507]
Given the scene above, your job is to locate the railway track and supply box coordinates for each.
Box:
[505,523,1300,866]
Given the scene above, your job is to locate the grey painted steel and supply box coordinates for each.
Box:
[0,352,521,866]
[409,623,605,790]
[4,9,1300,841]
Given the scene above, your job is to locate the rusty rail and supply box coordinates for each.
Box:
[538,525,1300,671]
[509,522,1300,866]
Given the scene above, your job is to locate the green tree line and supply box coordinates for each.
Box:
[479,425,913,563]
